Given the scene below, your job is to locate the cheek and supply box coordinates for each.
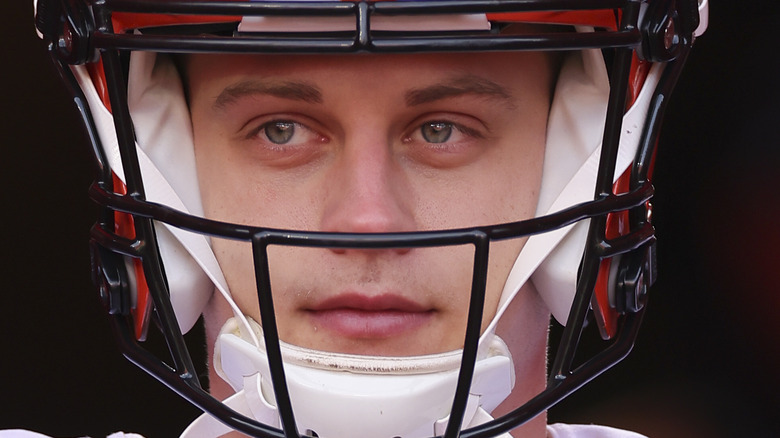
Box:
[193,129,321,230]
[482,238,526,328]
[467,116,548,324]
[406,151,543,330]
[411,126,546,231]
[210,238,257,314]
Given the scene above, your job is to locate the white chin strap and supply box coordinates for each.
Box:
[181,317,514,438]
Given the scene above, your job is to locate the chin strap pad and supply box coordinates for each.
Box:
[194,317,514,438]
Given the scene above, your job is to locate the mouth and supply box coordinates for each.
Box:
[304,293,435,339]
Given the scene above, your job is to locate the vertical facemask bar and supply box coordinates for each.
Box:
[444,231,490,438]
[252,233,302,438]
[250,229,491,438]
[548,0,641,382]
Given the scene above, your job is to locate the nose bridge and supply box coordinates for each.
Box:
[320,125,414,234]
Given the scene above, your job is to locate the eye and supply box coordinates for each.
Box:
[405,118,484,148]
[247,119,323,148]
[420,122,453,143]
[264,121,296,144]
[402,116,487,168]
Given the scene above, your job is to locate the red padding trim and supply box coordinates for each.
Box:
[112,13,241,34]
[487,9,619,30]
[86,60,111,112]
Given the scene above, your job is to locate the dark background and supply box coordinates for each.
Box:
[2,1,778,437]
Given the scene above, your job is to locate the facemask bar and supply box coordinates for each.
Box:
[251,230,490,438]
[78,0,638,59]
[37,0,701,436]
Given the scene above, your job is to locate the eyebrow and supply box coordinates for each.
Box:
[213,79,323,110]
[404,74,516,108]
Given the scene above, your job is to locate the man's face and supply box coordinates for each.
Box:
[187,51,554,357]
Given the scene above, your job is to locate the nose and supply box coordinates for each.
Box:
[319,128,416,252]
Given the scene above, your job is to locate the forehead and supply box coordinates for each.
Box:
[183,51,557,99]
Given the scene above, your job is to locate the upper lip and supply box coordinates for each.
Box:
[307,293,430,313]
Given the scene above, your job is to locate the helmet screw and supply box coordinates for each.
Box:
[663,16,679,51]
[630,271,647,312]
[646,201,653,223]
[58,22,74,54]
[98,275,109,306]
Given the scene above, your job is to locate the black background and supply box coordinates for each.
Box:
[2,1,779,437]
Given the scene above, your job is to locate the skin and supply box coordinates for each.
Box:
[186,50,555,436]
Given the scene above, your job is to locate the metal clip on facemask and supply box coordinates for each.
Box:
[90,242,132,316]
[36,0,98,65]
[639,0,700,62]
[614,242,656,314]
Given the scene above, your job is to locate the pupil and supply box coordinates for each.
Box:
[422,122,452,143]
[265,122,295,144]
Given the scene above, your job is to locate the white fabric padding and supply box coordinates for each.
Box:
[547,423,648,438]
[125,51,212,334]
[696,0,710,38]
[537,47,611,216]
[126,53,204,218]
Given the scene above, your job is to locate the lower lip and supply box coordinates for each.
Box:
[306,308,434,339]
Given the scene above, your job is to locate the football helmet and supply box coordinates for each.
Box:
[34,0,709,437]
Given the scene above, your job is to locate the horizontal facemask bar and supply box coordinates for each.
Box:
[90,181,654,256]
[90,0,638,54]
